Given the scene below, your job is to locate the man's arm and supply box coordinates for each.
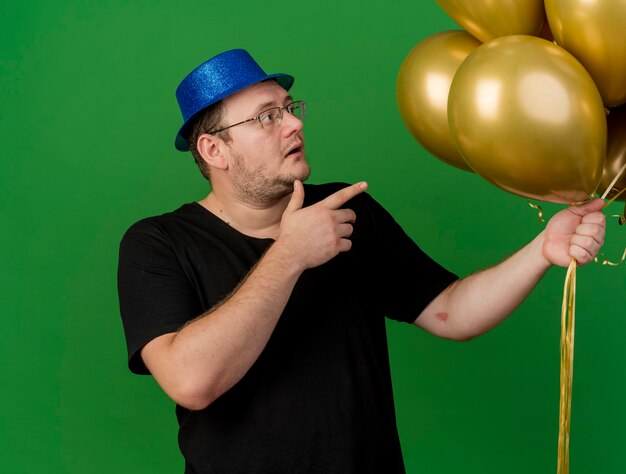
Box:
[140,180,368,410]
[414,198,606,341]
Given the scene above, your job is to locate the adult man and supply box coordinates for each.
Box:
[117,49,606,473]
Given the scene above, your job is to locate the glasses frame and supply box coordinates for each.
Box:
[207,100,306,135]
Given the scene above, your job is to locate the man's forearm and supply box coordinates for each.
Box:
[416,231,552,341]
[142,241,304,410]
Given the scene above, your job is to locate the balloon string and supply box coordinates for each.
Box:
[602,187,626,209]
[594,190,626,266]
[557,258,576,474]
[527,200,545,222]
[600,162,626,200]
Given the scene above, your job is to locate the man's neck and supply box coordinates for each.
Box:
[198,191,289,240]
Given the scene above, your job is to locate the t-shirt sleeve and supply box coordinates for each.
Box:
[357,193,459,324]
[117,219,202,374]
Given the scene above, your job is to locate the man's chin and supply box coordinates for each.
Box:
[296,161,311,182]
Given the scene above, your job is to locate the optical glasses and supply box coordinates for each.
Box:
[207,100,307,134]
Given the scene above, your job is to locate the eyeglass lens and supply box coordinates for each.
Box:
[259,101,307,129]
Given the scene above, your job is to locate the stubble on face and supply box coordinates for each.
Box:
[230,145,310,205]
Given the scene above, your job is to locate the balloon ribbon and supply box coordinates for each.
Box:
[600,162,626,201]
[594,248,626,267]
[527,200,545,222]
[557,258,576,474]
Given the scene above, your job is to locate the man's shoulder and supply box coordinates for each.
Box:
[120,203,199,244]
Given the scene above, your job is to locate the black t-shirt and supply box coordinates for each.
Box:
[118,182,458,473]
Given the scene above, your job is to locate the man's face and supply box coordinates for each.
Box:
[219,80,310,203]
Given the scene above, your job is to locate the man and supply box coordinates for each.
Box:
[117,49,606,473]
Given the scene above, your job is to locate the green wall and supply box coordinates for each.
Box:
[2,1,624,473]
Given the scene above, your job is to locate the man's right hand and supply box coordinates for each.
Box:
[140,180,369,410]
[276,180,369,270]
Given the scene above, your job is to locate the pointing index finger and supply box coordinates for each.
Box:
[321,182,368,209]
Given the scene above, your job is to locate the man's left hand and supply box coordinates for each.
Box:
[542,198,606,267]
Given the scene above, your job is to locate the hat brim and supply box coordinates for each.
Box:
[175,73,294,151]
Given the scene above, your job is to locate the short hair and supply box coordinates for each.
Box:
[187,101,231,182]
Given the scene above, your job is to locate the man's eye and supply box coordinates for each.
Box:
[260,112,274,123]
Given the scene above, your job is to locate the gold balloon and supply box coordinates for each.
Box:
[599,106,626,201]
[545,0,626,107]
[435,0,545,43]
[396,30,480,172]
[448,35,606,204]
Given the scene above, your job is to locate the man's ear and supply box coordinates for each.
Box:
[197,133,228,170]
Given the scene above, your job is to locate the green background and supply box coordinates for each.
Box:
[2,1,625,473]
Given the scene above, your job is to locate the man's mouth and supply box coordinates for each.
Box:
[285,143,304,157]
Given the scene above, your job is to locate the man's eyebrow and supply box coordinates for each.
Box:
[253,95,294,114]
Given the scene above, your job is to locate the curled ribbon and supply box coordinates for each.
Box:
[595,191,626,266]
[594,248,626,267]
[527,200,545,222]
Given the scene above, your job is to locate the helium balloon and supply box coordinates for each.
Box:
[396,30,480,172]
[599,106,626,201]
[435,0,545,43]
[546,0,626,107]
[448,35,606,204]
